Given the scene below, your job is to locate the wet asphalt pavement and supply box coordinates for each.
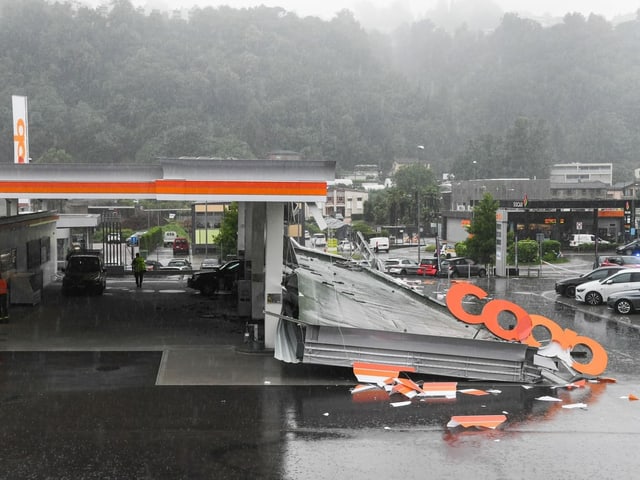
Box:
[0,253,639,479]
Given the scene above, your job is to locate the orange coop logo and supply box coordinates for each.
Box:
[14,118,27,163]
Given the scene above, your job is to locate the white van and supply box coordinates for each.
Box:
[163,230,178,247]
[569,234,610,247]
[369,236,390,253]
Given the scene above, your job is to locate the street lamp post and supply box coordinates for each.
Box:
[416,145,426,262]
[417,190,421,263]
[472,160,478,180]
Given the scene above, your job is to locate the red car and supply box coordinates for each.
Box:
[595,255,640,268]
[417,258,439,276]
[172,237,189,255]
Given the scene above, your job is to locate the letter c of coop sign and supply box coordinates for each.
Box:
[445,283,607,376]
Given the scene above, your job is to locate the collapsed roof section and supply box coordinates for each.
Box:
[275,242,601,384]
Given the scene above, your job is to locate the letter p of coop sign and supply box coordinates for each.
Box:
[446,283,607,376]
[12,95,29,164]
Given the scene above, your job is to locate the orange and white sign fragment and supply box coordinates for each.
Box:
[447,415,507,429]
[620,394,639,401]
[594,377,617,384]
[418,382,457,399]
[535,395,563,402]
[351,385,390,403]
[352,362,416,384]
[458,388,490,396]
[553,379,587,390]
[351,384,378,395]
[392,378,422,399]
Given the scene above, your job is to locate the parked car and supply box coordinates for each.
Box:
[161,258,192,271]
[337,240,355,252]
[384,258,416,274]
[593,255,640,269]
[436,257,487,278]
[173,237,189,255]
[62,253,106,295]
[416,258,439,276]
[616,239,640,256]
[438,243,457,258]
[187,260,243,296]
[569,234,610,248]
[575,268,640,305]
[200,258,220,270]
[369,236,390,253]
[606,289,640,314]
[388,260,420,275]
[163,230,177,247]
[145,259,163,271]
[555,266,625,298]
[311,233,326,247]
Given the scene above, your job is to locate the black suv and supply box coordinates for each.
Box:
[436,257,487,278]
[62,253,106,295]
[187,260,243,296]
[555,266,624,298]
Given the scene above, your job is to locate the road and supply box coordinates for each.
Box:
[0,251,639,479]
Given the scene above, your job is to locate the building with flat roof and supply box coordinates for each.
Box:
[550,163,613,185]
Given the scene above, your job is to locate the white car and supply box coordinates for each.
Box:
[161,258,192,271]
[337,240,355,252]
[384,258,416,274]
[439,243,456,257]
[311,233,326,247]
[388,260,420,275]
[575,268,640,305]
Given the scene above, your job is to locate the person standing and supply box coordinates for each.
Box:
[132,253,146,288]
[0,273,8,321]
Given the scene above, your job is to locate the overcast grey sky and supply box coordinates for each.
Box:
[120,0,638,20]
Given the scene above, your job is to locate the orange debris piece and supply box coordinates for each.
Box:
[447,414,507,429]
[352,362,416,384]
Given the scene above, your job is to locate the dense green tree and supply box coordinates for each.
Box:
[214,203,238,259]
[350,220,375,238]
[465,193,499,263]
[364,165,440,229]
[452,117,550,179]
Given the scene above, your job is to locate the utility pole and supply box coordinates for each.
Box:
[417,190,421,263]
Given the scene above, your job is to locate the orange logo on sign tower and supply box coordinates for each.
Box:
[13,118,27,163]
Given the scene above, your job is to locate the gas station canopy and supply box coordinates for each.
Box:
[0,158,335,202]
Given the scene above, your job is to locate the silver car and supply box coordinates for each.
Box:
[606,289,640,314]
[200,258,220,270]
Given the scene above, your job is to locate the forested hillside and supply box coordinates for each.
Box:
[0,0,638,182]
